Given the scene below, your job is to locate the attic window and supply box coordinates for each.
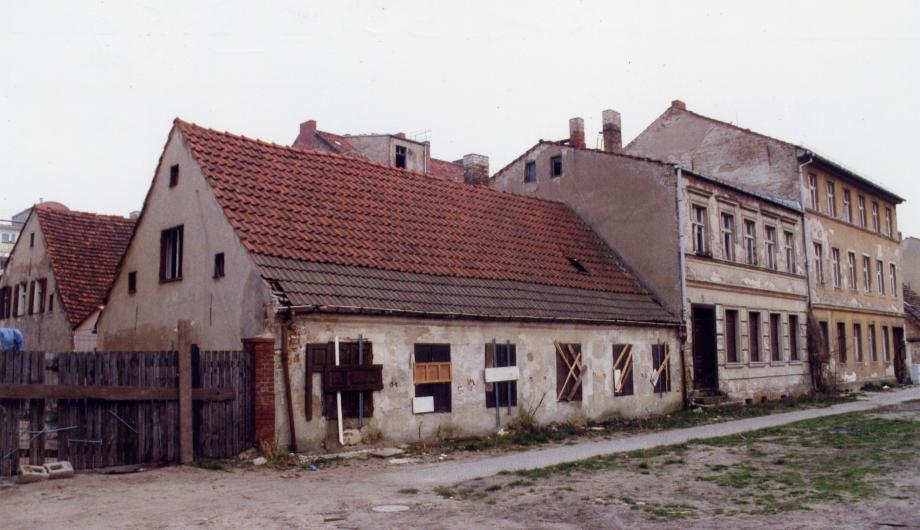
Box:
[128,271,137,294]
[524,161,536,183]
[566,256,589,275]
[169,164,180,187]
[213,252,225,279]
[395,145,407,168]
[159,225,183,282]
[550,155,562,177]
[30,232,35,248]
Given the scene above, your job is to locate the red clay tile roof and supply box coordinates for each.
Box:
[175,119,675,324]
[428,157,465,183]
[315,130,363,157]
[35,206,135,327]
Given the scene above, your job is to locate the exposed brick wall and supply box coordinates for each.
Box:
[244,337,276,444]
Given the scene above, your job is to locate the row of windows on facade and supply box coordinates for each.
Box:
[807,173,894,238]
[812,243,898,298]
[328,341,671,416]
[824,320,895,364]
[690,204,797,272]
[0,279,53,319]
[722,311,801,364]
[523,156,563,183]
[126,225,224,293]
[0,231,17,244]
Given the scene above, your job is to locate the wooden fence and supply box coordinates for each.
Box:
[0,349,252,477]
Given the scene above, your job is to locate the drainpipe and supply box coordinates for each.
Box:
[280,311,297,452]
[797,153,814,308]
[675,165,690,407]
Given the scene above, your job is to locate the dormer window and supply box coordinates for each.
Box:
[550,156,562,177]
[566,256,589,275]
[395,145,407,168]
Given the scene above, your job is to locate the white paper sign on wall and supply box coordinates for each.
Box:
[484,366,520,383]
[413,396,435,414]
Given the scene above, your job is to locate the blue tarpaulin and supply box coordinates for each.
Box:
[0,328,24,352]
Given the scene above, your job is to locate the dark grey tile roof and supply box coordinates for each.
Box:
[253,254,679,326]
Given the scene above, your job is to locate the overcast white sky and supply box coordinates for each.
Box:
[2,1,919,234]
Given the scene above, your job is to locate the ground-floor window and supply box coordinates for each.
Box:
[882,326,891,362]
[414,344,452,413]
[651,343,672,393]
[854,323,863,362]
[769,313,782,362]
[868,324,877,362]
[748,312,761,362]
[555,342,583,401]
[485,342,517,408]
[725,310,739,363]
[612,344,634,396]
[836,322,847,363]
[788,314,800,361]
[306,341,376,420]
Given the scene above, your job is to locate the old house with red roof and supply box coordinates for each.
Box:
[97,119,682,449]
[0,204,135,351]
[492,113,811,404]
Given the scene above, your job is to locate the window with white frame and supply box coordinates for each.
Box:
[872,202,880,232]
[868,324,878,361]
[876,260,885,295]
[854,323,863,362]
[885,208,893,238]
[808,173,818,210]
[784,230,795,273]
[691,205,708,255]
[764,225,777,270]
[843,189,852,222]
[721,213,735,261]
[813,243,824,284]
[848,252,857,290]
[858,195,867,227]
[890,263,897,297]
[744,219,757,265]
[16,282,27,316]
[831,248,841,288]
[862,255,871,292]
[882,325,891,362]
[825,181,836,217]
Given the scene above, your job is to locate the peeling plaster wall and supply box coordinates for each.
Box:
[97,127,274,351]
[0,213,74,351]
[491,145,681,316]
[626,108,801,201]
[274,314,682,450]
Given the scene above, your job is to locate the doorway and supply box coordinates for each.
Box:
[691,305,718,391]
[893,327,908,384]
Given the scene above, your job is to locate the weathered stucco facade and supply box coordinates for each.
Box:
[627,101,908,387]
[491,122,811,401]
[273,314,682,449]
[0,212,74,351]
[97,126,274,351]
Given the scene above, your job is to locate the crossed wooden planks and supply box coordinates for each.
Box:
[554,341,584,401]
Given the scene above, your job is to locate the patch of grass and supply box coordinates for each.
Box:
[485,484,502,492]
[507,479,534,488]
[398,488,418,495]
[643,502,697,520]
[434,486,454,499]
[196,458,224,471]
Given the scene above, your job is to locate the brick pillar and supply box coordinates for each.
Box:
[244,337,276,445]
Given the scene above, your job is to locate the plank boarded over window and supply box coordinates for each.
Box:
[304,341,376,420]
[415,344,451,413]
[651,343,671,393]
[612,344,634,396]
[485,343,517,408]
[555,342,583,402]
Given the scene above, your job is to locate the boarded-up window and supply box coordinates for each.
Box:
[612,344,634,396]
[415,344,452,413]
[306,341,376,420]
[555,342,583,401]
[485,343,517,408]
[725,310,739,363]
[651,343,672,393]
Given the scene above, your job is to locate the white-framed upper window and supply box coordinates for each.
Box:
[744,219,757,265]
[885,208,893,238]
[764,225,777,270]
[831,248,841,288]
[784,230,796,273]
[808,173,818,210]
[721,212,735,261]
[872,202,880,232]
[858,195,867,227]
[691,204,708,255]
[814,243,824,284]
[843,189,852,223]
[825,181,836,217]
[847,252,857,290]
[876,260,885,295]
[890,263,897,297]
[862,255,871,292]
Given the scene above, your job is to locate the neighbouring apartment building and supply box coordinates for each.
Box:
[292,119,490,185]
[0,205,38,275]
[492,114,810,403]
[627,100,908,386]
[902,237,920,382]
[0,204,134,351]
[97,119,683,449]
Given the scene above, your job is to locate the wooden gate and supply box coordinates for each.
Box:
[0,349,252,477]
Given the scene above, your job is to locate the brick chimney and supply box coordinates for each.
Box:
[293,120,317,150]
[671,100,686,110]
[568,118,586,149]
[462,154,490,186]
[601,109,622,154]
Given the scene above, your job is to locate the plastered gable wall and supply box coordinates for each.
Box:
[97,127,273,351]
[490,145,682,316]
[626,109,801,202]
[0,213,73,351]
[275,315,682,449]
[903,238,920,290]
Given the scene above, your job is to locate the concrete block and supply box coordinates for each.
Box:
[44,461,74,479]
[342,429,361,446]
[16,465,49,484]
